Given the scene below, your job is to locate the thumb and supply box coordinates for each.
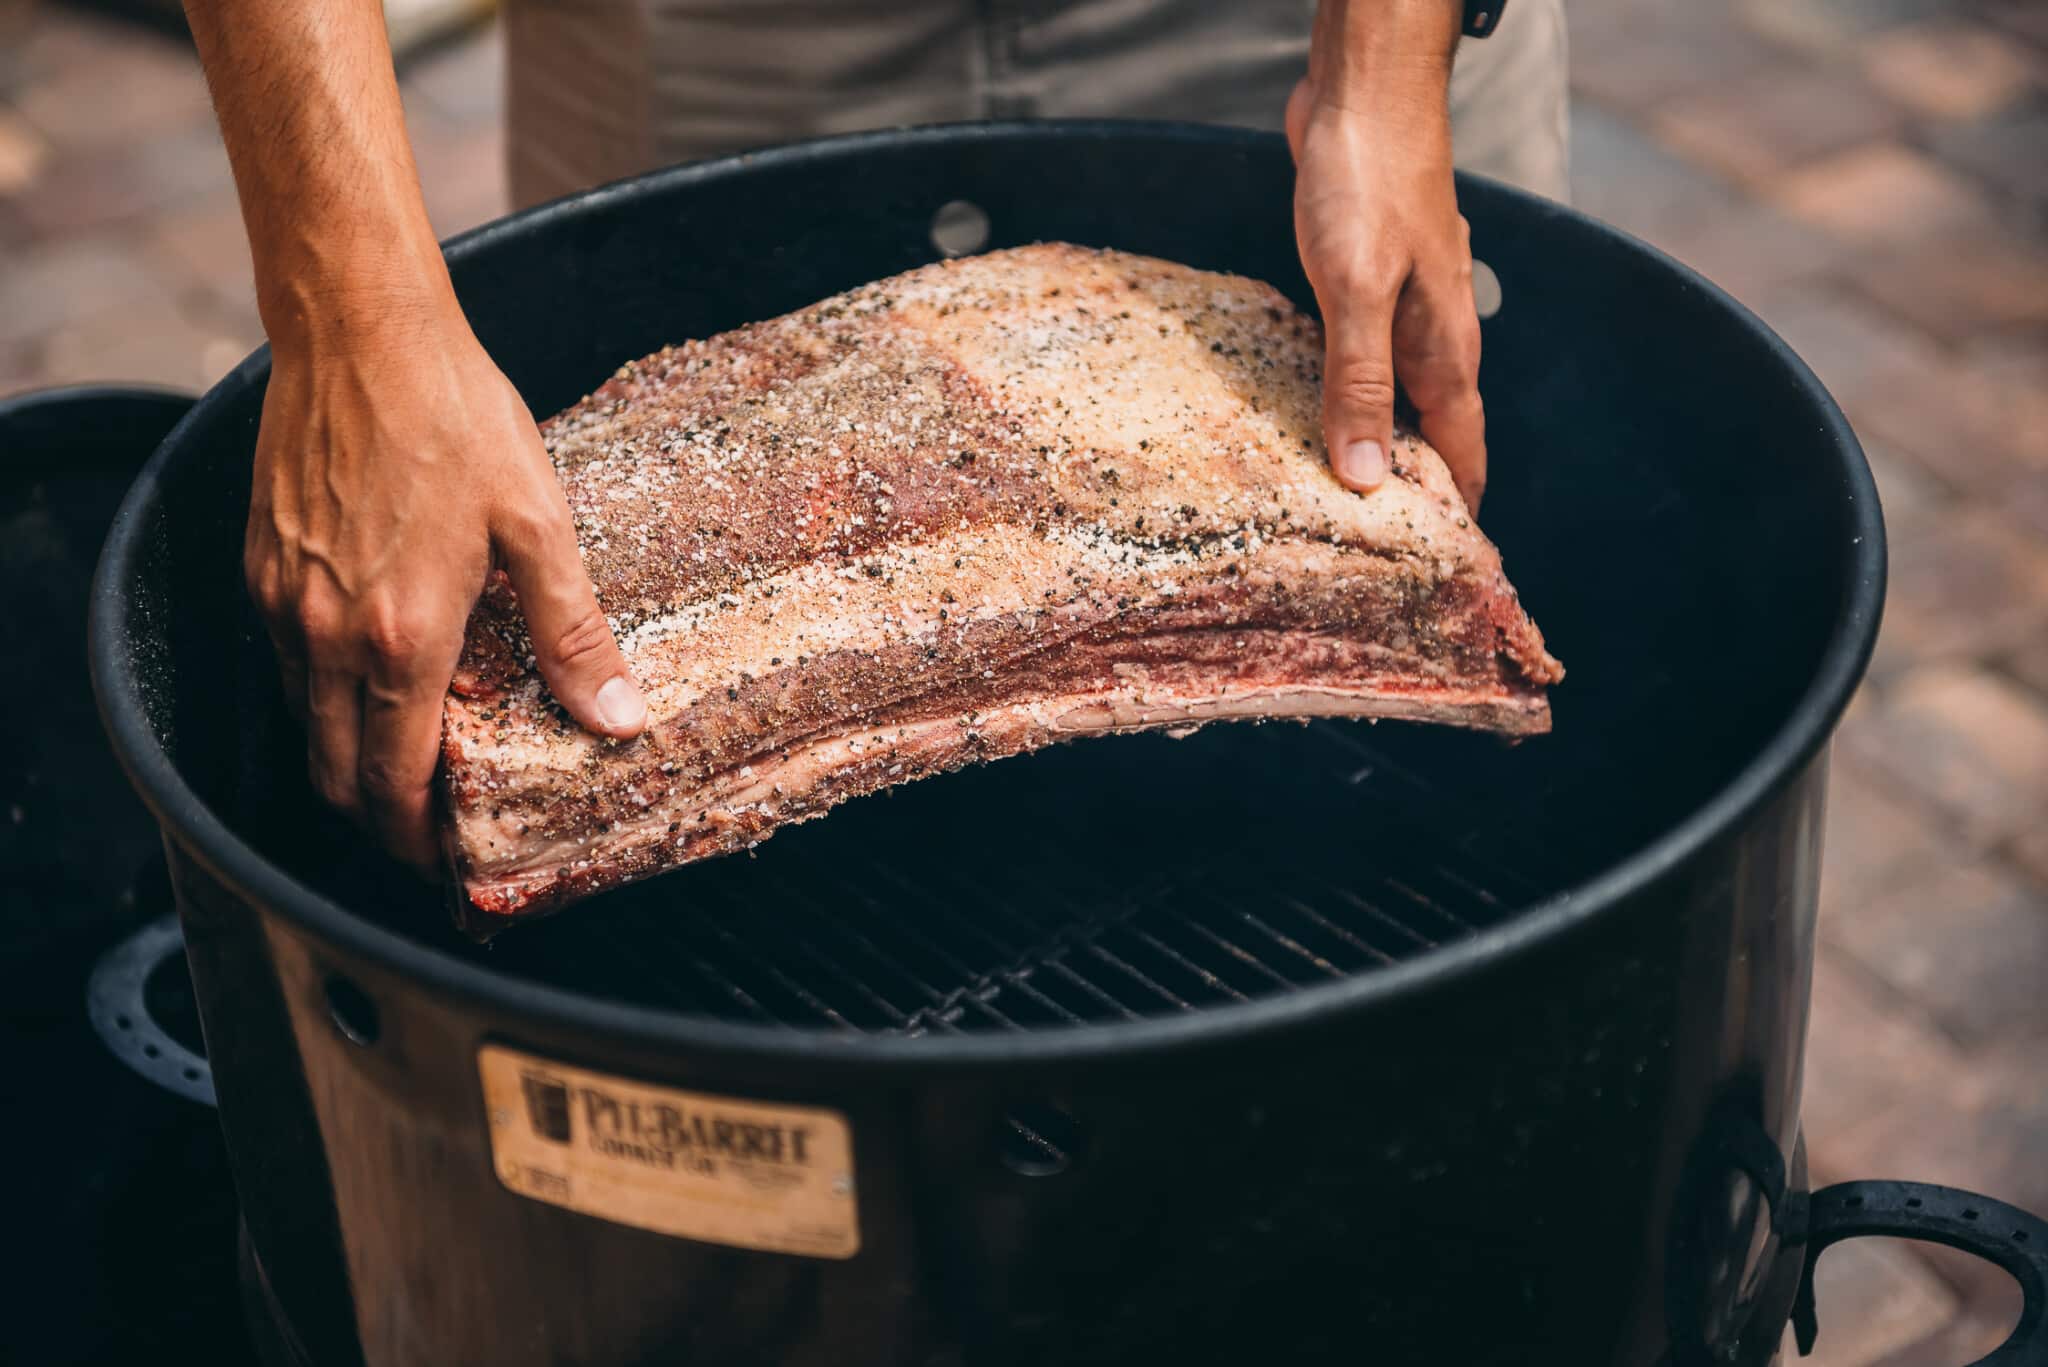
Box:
[1319,286,1399,493]
[496,499,647,740]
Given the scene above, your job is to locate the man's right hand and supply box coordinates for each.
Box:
[183,0,644,874]
[246,300,647,875]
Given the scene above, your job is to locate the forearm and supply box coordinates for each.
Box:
[183,0,452,353]
[1308,0,1462,112]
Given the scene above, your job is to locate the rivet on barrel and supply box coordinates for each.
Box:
[930,200,991,258]
[1472,259,1503,319]
[324,975,380,1047]
[997,1102,1085,1177]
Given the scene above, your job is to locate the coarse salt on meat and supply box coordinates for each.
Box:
[438,244,1563,933]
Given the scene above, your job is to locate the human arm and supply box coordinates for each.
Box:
[183,0,646,872]
[1292,0,1487,510]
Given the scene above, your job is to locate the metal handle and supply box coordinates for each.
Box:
[1793,1181,2048,1365]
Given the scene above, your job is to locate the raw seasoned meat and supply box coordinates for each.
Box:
[440,244,1563,931]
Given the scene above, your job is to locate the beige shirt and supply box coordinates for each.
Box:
[503,0,1567,209]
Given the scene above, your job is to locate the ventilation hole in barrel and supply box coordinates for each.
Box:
[1845,1194,1865,1208]
[1964,1208,1981,1221]
[141,1043,159,1059]
[182,1067,201,1082]
[325,975,380,1047]
[998,1102,1085,1178]
[1905,1197,1923,1209]
[115,1015,132,1031]
[931,200,991,258]
[1472,259,1503,319]
[2016,1231,2031,1243]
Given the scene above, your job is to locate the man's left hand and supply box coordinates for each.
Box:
[1287,74,1487,513]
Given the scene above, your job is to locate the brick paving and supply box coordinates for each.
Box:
[1,1,2043,1362]
[1564,1,2048,1359]
[0,2,508,393]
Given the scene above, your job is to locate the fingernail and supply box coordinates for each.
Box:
[595,675,646,733]
[1338,439,1387,489]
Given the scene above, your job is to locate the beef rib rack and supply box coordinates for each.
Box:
[439,244,1564,931]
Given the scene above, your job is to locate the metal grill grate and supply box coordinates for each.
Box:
[479,723,1576,1034]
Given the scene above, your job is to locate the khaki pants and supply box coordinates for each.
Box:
[504,0,1568,210]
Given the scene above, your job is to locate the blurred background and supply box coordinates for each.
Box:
[1,0,2043,1362]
